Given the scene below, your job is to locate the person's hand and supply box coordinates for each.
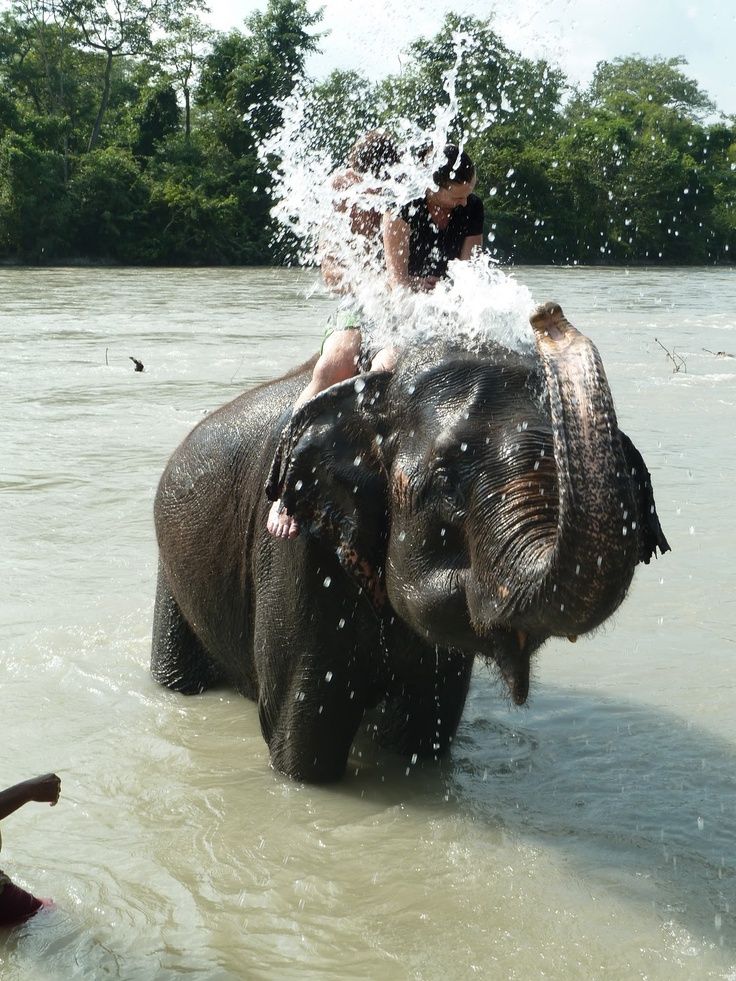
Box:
[25,773,61,806]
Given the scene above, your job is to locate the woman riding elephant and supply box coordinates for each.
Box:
[269,143,485,539]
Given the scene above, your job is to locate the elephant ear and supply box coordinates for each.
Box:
[618,430,671,564]
[266,371,393,613]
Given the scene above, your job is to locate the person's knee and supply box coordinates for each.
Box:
[313,344,359,388]
[371,346,398,372]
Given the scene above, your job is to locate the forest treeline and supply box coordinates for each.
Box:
[1,0,734,265]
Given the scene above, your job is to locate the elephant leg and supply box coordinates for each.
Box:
[377,649,474,760]
[257,641,369,783]
[151,560,223,695]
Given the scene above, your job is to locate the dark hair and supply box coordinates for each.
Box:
[432,143,475,188]
[347,130,400,179]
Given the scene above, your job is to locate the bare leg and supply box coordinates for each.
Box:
[370,345,399,372]
[293,329,362,408]
[268,330,363,540]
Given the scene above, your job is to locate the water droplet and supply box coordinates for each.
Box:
[354,378,366,393]
[597,556,603,567]
[337,618,345,630]
[697,816,704,831]
[325,671,333,682]
[353,455,362,466]
[411,753,418,764]
[295,479,303,491]
[460,442,468,452]
[323,576,332,587]
[398,531,406,541]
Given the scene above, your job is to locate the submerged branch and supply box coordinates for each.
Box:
[655,338,687,374]
[702,347,734,359]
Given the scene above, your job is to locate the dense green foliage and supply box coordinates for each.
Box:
[0,0,733,264]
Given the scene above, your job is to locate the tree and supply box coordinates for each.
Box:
[559,55,724,263]
[0,130,69,257]
[304,69,378,167]
[189,0,323,264]
[376,14,566,142]
[132,82,179,159]
[54,0,204,150]
[587,55,716,121]
[198,0,322,153]
[156,13,212,140]
[67,143,149,257]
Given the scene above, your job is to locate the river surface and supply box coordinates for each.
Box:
[1,266,735,980]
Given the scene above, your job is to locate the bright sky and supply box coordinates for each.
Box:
[205,0,735,118]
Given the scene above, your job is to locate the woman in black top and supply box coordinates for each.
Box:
[374,144,484,369]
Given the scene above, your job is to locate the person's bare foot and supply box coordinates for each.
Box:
[267,499,300,539]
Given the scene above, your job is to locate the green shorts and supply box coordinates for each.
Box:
[321,306,363,353]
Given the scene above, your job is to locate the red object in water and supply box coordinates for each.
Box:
[0,881,46,927]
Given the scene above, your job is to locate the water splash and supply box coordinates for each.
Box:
[260,33,536,360]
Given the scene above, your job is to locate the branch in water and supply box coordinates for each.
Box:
[655,338,686,373]
[702,347,734,359]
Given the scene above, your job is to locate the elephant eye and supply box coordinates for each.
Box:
[428,463,467,518]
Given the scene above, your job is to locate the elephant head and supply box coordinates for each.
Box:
[267,303,669,705]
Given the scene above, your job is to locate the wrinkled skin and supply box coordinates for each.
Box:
[151,303,669,782]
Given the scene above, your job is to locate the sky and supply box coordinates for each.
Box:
[205,0,735,118]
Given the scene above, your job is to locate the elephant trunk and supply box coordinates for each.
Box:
[468,302,639,638]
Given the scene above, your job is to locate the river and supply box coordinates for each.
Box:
[1,265,735,979]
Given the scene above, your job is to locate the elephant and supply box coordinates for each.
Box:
[151,302,669,783]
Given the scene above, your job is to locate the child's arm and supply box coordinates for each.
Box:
[0,774,61,821]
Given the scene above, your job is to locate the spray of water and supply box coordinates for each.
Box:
[259,32,537,360]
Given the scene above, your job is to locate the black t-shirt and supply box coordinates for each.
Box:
[398,193,485,279]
